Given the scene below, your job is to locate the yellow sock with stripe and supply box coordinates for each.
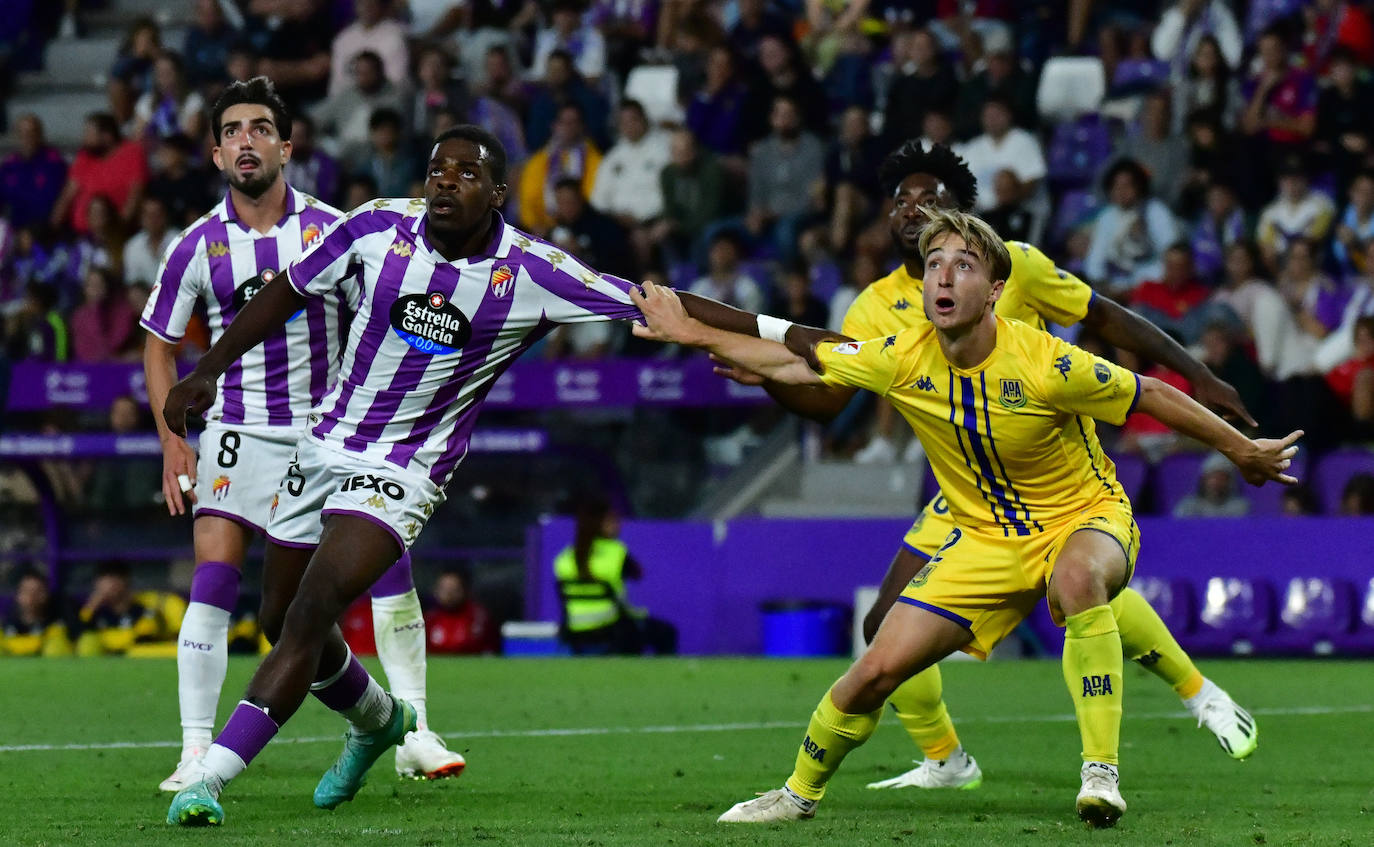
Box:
[1111,587,1204,699]
[886,665,961,760]
[784,687,882,802]
[1062,605,1124,765]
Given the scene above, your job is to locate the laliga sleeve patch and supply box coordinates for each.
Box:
[390,292,472,354]
[832,341,864,355]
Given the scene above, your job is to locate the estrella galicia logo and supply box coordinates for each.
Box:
[999,378,1026,409]
[1094,362,1112,384]
[1054,354,1073,381]
[235,269,303,322]
[390,292,472,354]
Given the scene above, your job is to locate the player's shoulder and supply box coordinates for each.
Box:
[292,189,345,221]
[334,197,420,239]
[852,266,918,313]
[165,205,226,257]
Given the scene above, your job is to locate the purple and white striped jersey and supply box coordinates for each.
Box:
[140,186,356,429]
[287,199,642,485]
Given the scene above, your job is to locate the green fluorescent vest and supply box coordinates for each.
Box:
[553,538,629,632]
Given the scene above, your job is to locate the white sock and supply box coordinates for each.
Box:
[201,743,246,794]
[783,785,816,812]
[372,589,428,730]
[343,676,395,732]
[177,602,231,754]
[1183,678,1221,715]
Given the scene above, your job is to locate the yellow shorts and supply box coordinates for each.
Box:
[902,494,956,560]
[896,497,1139,660]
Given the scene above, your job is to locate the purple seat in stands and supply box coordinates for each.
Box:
[1154,453,1207,515]
[1047,116,1114,189]
[1313,448,1374,513]
[1051,189,1102,242]
[1130,576,1195,636]
[1263,578,1356,655]
[1109,452,1148,505]
[1333,577,1374,656]
[1109,59,1169,96]
[1188,577,1274,655]
[1243,450,1310,515]
[809,260,842,303]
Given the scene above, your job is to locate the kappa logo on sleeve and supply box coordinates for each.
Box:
[1054,354,1073,381]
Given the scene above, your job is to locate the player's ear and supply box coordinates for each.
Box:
[279,139,293,165]
[988,277,1005,304]
[210,145,224,172]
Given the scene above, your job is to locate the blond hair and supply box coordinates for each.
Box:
[916,209,1012,283]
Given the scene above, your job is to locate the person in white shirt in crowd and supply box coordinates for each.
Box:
[530,0,607,85]
[123,196,176,287]
[590,100,670,274]
[689,231,766,314]
[1085,158,1180,296]
[1209,240,1316,380]
[311,51,408,163]
[1333,169,1374,276]
[955,94,1046,213]
[329,0,409,96]
[1152,0,1243,80]
[1256,155,1336,271]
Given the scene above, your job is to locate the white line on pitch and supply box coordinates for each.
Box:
[0,704,1368,754]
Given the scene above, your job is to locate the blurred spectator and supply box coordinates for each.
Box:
[549,177,632,280]
[1256,157,1336,269]
[590,100,670,268]
[1278,237,1345,339]
[225,43,258,84]
[957,95,1046,213]
[753,34,827,137]
[50,113,148,235]
[1198,320,1266,421]
[423,567,498,655]
[525,50,610,151]
[133,52,206,144]
[75,559,163,656]
[1241,25,1317,163]
[182,0,237,88]
[1280,483,1321,515]
[1180,111,1246,214]
[770,261,828,328]
[0,570,72,657]
[1301,0,1374,72]
[1171,35,1242,134]
[1325,315,1374,429]
[920,108,957,151]
[1191,182,1246,283]
[668,12,724,111]
[475,43,528,114]
[108,18,162,124]
[883,29,958,146]
[1131,243,1211,342]
[1116,347,1192,461]
[1315,240,1374,374]
[827,251,879,334]
[983,169,1036,243]
[531,0,607,84]
[953,30,1036,140]
[245,0,332,105]
[1211,240,1310,380]
[4,228,73,306]
[1339,472,1374,515]
[0,115,67,231]
[330,0,409,96]
[78,195,125,289]
[689,231,765,313]
[10,283,68,362]
[1333,170,1374,276]
[313,51,407,161]
[86,396,162,509]
[282,115,341,207]
[342,174,380,212]
[1151,0,1242,79]
[1314,47,1374,185]
[651,128,726,265]
[517,103,602,236]
[685,46,753,162]
[589,0,658,82]
[824,105,884,252]
[1117,90,1189,206]
[71,267,135,363]
[410,45,470,142]
[745,95,825,260]
[351,108,418,198]
[147,133,214,228]
[729,0,791,67]
[1085,159,1179,295]
[1173,452,1251,517]
[468,95,528,175]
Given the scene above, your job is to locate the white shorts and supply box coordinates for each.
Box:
[266,437,445,552]
[193,423,300,534]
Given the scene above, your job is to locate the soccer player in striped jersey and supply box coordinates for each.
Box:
[158,124,746,826]
[715,142,1261,788]
[142,78,462,794]
[629,210,1300,827]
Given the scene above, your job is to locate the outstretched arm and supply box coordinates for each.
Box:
[162,275,307,436]
[1134,376,1300,486]
[1082,293,1257,426]
[631,283,824,386]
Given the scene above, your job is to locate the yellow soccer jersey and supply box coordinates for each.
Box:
[840,241,1094,341]
[816,317,1140,533]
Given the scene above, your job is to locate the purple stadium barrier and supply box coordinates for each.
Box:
[1334,578,1374,655]
[1263,578,1356,655]
[1192,577,1275,655]
[1132,576,1196,636]
[1312,448,1374,513]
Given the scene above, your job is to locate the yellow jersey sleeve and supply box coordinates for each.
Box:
[839,284,893,341]
[816,335,902,396]
[1037,335,1141,426]
[1006,241,1094,327]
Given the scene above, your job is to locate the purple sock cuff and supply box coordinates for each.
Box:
[369,551,414,599]
[189,562,242,612]
[312,655,371,712]
[216,702,280,765]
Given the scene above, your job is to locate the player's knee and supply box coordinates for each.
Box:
[1050,560,1107,615]
[258,599,287,645]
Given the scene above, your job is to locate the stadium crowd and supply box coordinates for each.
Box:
[1,0,1374,470]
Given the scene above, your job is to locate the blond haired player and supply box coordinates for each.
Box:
[629,210,1300,827]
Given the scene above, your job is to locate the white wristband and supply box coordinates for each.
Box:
[757,314,794,344]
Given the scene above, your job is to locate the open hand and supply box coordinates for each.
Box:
[711,353,766,385]
[1229,430,1303,487]
[163,372,217,438]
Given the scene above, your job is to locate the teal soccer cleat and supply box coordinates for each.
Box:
[166,779,224,827]
[314,696,417,810]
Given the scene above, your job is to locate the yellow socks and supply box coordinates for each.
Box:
[1111,587,1204,699]
[1062,605,1123,765]
[886,665,961,760]
[784,687,882,801]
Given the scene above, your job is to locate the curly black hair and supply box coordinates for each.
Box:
[877,140,979,211]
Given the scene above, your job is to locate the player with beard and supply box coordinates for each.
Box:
[712,141,1262,789]
[142,77,464,795]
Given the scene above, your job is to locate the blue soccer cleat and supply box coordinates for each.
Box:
[166,779,224,827]
[313,695,417,810]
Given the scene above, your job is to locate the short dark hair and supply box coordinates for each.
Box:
[432,124,508,184]
[13,568,45,589]
[85,112,121,140]
[352,50,384,72]
[369,107,404,131]
[209,76,292,144]
[1103,158,1150,196]
[95,559,132,580]
[620,98,647,120]
[553,176,584,194]
[877,140,979,210]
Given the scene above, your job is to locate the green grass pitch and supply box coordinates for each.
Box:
[0,657,1370,846]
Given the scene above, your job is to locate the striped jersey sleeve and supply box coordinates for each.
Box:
[140,216,213,342]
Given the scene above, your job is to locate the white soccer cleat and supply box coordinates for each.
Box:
[394,728,466,780]
[1075,761,1126,828]
[717,788,816,823]
[1186,680,1258,760]
[159,746,206,792]
[866,751,983,790]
